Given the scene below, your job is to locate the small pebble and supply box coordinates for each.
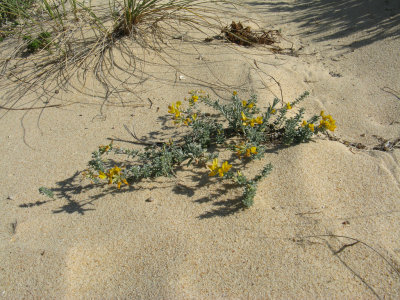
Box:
[7,195,14,200]
[145,197,154,202]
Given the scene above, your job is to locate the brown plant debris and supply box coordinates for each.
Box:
[324,133,400,152]
[221,21,280,47]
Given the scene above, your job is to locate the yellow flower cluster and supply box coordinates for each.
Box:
[99,141,113,153]
[185,94,198,106]
[319,111,336,131]
[235,142,257,159]
[186,90,206,105]
[301,120,315,132]
[168,99,198,126]
[183,113,197,126]
[98,166,128,189]
[208,158,232,177]
[168,101,182,119]
[241,100,254,109]
[241,112,263,127]
[191,95,199,103]
[286,102,292,110]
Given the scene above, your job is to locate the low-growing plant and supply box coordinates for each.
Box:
[23,31,52,53]
[47,90,335,208]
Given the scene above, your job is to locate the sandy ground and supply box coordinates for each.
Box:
[1,0,400,298]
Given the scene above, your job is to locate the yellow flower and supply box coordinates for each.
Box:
[241,112,263,127]
[271,109,276,114]
[168,104,176,114]
[99,142,113,153]
[208,158,219,177]
[208,159,232,177]
[192,95,198,103]
[218,161,232,177]
[110,166,121,176]
[245,146,257,157]
[318,111,336,132]
[168,102,182,119]
[98,166,128,188]
[241,112,249,126]
[301,120,307,127]
[183,113,197,126]
[250,117,262,127]
[286,102,292,110]
[242,100,254,109]
[233,91,237,96]
[308,123,315,132]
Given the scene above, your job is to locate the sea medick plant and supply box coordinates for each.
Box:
[42,90,337,208]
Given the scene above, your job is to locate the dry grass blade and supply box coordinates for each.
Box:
[1,0,284,113]
[222,21,280,47]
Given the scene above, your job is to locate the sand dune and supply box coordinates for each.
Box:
[1,0,399,298]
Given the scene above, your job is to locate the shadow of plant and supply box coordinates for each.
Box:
[19,157,246,217]
[172,167,247,218]
[195,183,245,219]
[247,0,400,50]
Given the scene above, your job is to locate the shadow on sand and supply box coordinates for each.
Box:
[247,0,400,49]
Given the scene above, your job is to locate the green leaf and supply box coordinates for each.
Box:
[39,187,54,199]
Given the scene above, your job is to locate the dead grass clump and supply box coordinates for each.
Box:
[222,21,280,46]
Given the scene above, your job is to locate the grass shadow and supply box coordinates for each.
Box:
[247,0,400,50]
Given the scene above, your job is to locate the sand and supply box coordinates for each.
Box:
[1,0,400,298]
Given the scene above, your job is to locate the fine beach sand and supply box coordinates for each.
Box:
[1,0,400,298]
